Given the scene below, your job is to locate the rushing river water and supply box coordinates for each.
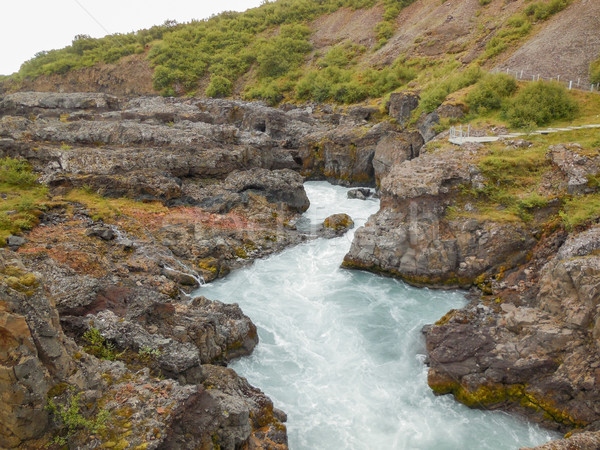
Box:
[197,182,559,449]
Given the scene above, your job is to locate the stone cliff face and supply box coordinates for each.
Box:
[341,127,600,436]
[426,226,600,431]
[343,147,535,287]
[0,93,331,447]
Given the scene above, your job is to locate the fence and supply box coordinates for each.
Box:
[448,124,471,140]
[491,67,598,93]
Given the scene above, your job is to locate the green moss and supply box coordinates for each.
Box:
[435,309,458,326]
[429,376,588,429]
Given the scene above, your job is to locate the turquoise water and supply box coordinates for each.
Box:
[197,182,559,449]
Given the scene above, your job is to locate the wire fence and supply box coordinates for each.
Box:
[492,67,599,93]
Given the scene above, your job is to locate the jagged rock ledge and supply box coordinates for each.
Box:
[342,135,600,438]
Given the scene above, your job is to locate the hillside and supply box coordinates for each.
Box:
[2,0,599,104]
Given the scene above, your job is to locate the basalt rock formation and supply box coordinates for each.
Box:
[425,225,600,431]
[343,147,535,287]
[343,132,600,436]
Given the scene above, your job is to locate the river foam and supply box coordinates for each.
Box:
[197,181,559,449]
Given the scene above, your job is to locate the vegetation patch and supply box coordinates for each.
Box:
[47,387,110,447]
[0,157,48,246]
[504,81,579,127]
[82,327,122,361]
[466,72,517,114]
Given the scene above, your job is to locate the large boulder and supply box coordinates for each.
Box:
[386,91,420,128]
[372,130,424,184]
[344,150,535,287]
[321,213,355,238]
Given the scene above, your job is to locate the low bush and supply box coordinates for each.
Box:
[0,157,37,186]
[467,73,517,113]
[525,0,572,21]
[420,65,483,112]
[504,81,579,127]
[205,74,234,98]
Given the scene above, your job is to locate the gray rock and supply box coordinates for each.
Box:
[416,111,440,143]
[347,188,374,200]
[387,91,420,127]
[373,130,424,183]
[7,235,26,249]
[85,226,115,241]
[321,213,354,238]
[547,144,600,195]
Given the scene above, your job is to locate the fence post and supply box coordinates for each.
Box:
[520,70,523,79]
[569,80,572,90]
[557,75,560,82]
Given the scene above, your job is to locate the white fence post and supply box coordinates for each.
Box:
[569,80,573,90]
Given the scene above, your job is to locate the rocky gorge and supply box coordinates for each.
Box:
[0,90,448,448]
[0,88,599,449]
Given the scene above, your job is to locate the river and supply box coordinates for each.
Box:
[197,181,559,449]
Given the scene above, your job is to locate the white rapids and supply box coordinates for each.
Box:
[196,181,559,450]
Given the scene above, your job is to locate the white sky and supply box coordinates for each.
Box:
[1,0,265,75]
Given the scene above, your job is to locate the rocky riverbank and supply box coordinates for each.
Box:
[341,103,600,444]
[0,90,447,448]
[2,89,599,448]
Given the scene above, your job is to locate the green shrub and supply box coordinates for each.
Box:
[467,73,517,113]
[485,37,508,58]
[590,57,600,84]
[504,81,579,127]
[420,65,483,112]
[479,0,492,5]
[375,21,395,43]
[47,389,110,446]
[245,80,286,105]
[205,75,234,98]
[255,24,312,79]
[525,0,572,21]
[0,157,37,186]
[321,42,365,68]
[332,81,369,103]
[82,327,121,360]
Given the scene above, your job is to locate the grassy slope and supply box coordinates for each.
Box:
[2,0,595,105]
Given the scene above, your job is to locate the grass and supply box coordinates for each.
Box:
[0,158,48,245]
[64,189,167,222]
[560,193,600,230]
[445,125,600,231]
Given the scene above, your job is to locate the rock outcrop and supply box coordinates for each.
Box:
[0,92,429,192]
[321,213,355,238]
[425,226,600,431]
[0,224,287,448]
[343,148,535,287]
[0,93,306,448]
[547,143,600,195]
